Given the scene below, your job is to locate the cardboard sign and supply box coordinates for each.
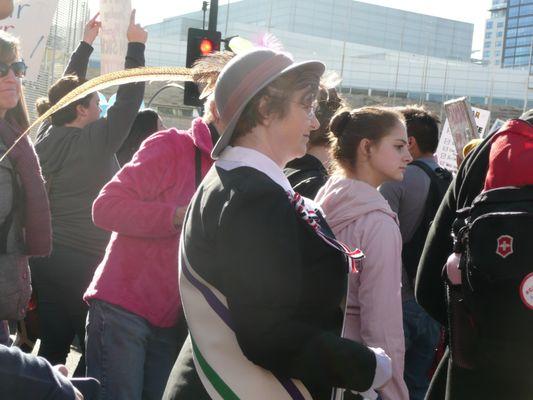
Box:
[444,97,479,157]
[0,0,59,82]
[99,0,131,74]
[436,105,491,174]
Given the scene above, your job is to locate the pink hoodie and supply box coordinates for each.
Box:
[315,175,409,400]
[84,118,214,327]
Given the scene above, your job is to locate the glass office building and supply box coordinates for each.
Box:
[503,0,533,68]
[185,0,474,61]
[483,0,507,66]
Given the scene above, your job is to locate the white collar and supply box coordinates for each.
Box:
[216,146,294,193]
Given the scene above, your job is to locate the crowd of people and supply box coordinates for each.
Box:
[0,4,532,400]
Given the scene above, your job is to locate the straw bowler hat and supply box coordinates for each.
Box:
[211,48,325,158]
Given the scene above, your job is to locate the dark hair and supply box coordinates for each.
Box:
[116,109,160,165]
[231,68,321,143]
[0,31,29,130]
[41,75,93,126]
[397,105,440,154]
[329,106,405,174]
[309,86,345,147]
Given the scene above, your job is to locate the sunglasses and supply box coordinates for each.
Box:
[0,60,27,78]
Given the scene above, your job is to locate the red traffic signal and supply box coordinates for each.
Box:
[185,28,222,106]
[199,38,214,56]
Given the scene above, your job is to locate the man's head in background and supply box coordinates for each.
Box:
[396,105,440,160]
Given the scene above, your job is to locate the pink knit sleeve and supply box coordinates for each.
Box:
[92,131,182,238]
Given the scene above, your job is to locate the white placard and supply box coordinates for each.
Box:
[0,0,59,82]
[99,0,131,75]
[436,106,491,174]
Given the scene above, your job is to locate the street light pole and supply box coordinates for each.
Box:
[209,0,218,32]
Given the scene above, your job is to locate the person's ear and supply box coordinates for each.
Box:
[408,136,416,149]
[258,96,273,126]
[359,138,373,158]
[75,103,88,118]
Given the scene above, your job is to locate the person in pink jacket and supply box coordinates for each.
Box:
[83,97,223,399]
[315,106,412,400]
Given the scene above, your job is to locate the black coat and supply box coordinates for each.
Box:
[416,128,532,399]
[166,166,376,400]
[284,154,329,199]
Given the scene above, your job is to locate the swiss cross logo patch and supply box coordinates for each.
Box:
[496,235,514,258]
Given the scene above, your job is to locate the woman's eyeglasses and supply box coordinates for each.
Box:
[289,100,318,119]
[0,60,27,78]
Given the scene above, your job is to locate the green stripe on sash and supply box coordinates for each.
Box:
[191,336,240,400]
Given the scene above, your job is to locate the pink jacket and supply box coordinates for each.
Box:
[315,175,409,400]
[84,118,214,327]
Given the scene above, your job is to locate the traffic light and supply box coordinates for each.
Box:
[184,28,221,107]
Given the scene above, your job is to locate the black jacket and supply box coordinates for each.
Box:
[171,166,376,399]
[0,345,75,399]
[284,154,329,199]
[416,129,532,399]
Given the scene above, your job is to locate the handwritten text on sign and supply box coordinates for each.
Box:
[436,107,490,174]
[0,0,59,82]
[100,0,131,74]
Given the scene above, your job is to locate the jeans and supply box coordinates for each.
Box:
[403,298,441,400]
[30,245,102,376]
[86,299,187,400]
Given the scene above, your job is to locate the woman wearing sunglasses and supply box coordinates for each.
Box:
[0,31,51,343]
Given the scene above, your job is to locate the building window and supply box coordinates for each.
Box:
[497,22,504,28]
[508,17,518,28]
[497,31,503,37]
[509,5,519,17]
[496,41,502,47]
[484,50,491,58]
[486,21,493,29]
[507,28,518,37]
[485,32,492,39]
[496,51,501,57]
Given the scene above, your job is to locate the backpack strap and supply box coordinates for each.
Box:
[402,160,451,282]
[195,146,202,188]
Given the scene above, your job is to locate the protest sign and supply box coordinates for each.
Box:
[100,0,131,74]
[0,0,59,82]
[436,105,491,174]
[444,97,478,157]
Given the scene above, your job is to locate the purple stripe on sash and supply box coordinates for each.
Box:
[182,250,309,400]
[181,253,235,329]
[274,374,306,400]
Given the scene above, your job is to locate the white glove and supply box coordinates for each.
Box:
[349,347,392,399]
[368,346,392,389]
[353,388,378,399]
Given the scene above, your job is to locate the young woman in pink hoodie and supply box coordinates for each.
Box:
[315,107,412,400]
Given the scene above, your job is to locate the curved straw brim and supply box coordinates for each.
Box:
[0,66,194,162]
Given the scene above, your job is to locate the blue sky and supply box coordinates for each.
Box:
[88,0,492,53]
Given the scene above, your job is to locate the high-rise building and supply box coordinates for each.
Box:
[502,0,533,69]
[483,0,507,66]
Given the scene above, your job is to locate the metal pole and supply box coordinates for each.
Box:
[209,0,218,32]
[224,0,230,37]
[202,2,207,30]
[523,39,533,112]
[147,84,184,107]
